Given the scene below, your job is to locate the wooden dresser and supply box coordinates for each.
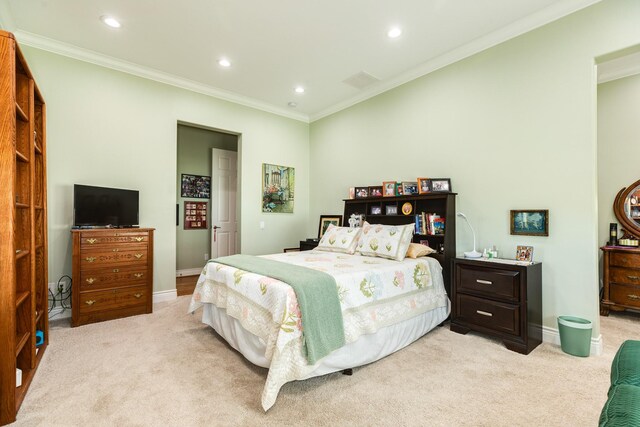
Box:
[71,228,154,327]
[601,246,640,316]
[450,258,542,354]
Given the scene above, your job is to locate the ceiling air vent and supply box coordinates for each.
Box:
[342,71,380,90]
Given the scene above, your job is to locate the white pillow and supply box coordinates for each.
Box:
[358,222,414,261]
[315,224,362,255]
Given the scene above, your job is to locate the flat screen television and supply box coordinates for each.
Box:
[73,184,139,228]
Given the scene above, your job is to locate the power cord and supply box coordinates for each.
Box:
[48,275,72,319]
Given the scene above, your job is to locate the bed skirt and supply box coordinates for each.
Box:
[201,300,450,380]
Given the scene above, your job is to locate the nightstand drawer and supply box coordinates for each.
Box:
[610,267,640,286]
[456,294,520,336]
[609,283,640,309]
[457,264,520,302]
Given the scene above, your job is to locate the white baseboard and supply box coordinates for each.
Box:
[153,289,178,304]
[543,325,603,356]
[176,268,202,277]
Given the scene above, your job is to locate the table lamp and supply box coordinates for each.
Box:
[457,212,482,258]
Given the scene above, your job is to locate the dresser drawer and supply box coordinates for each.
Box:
[80,248,148,269]
[457,264,520,302]
[81,231,149,248]
[80,266,148,291]
[609,283,640,309]
[609,267,640,286]
[610,251,640,269]
[78,285,149,314]
[455,294,520,336]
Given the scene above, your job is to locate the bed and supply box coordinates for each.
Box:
[188,245,450,411]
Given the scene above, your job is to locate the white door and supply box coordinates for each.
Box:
[211,148,238,258]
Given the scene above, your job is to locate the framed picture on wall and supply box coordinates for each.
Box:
[510,209,549,236]
[184,201,208,229]
[262,163,295,213]
[181,174,211,199]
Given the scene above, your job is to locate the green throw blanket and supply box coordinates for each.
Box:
[213,254,345,364]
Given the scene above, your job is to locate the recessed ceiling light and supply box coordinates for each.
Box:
[294,86,305,94]
[288,101,297,108]
[218,58,231,68]
[387,27,402,39]
[100,15,121,29]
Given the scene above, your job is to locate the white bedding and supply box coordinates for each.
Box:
[188,250,450,410]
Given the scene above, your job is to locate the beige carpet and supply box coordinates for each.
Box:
[13,297,640,426]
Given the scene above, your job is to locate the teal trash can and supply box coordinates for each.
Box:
[558,316,592,357]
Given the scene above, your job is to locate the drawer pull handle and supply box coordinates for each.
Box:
[134,237,144,242]
[627,276,640,280]
[85,257,96,263]
[134,293,143,299]
[85,278,96,284]
[134,253,143,259]
[627,294,640,300]
[134,273,144,279]
[86,238,97,244]
[113,269,119,273]
[476,310,493,317]
[85,300,96,306]
[113,248,119,252]
[476,279,493,285]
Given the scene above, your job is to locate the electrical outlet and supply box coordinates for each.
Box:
[204,253,209,260]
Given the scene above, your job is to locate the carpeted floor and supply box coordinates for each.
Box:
[13,297,640,426]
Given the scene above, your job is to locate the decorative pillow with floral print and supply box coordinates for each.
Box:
[315,224,362,254]
[357,222,414,261]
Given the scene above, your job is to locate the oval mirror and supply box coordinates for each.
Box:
[613,178,640,240]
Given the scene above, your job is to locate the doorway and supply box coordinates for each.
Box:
[176,124,239,295]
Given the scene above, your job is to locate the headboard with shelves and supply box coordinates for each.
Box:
[343,192,456,294]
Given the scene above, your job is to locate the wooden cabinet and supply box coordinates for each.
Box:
[450,258,542,354]
[0,31,48,426]
[601,246,640,316]
[343,193,456,293]
[71,228,154,327]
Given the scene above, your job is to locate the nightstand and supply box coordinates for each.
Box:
[450,258,542,354]
[299,239,319,251]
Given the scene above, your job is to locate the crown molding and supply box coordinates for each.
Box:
[0,1,16,32]
[310,0,602,122]
[13,30,310,123]
[598,51,640,84]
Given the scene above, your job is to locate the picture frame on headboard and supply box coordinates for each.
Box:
[383,181,396,197]
[418,178,431,194]
[431,178,451,192]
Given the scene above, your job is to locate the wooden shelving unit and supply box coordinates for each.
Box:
[343,192,456,293]
[0,30,48,426]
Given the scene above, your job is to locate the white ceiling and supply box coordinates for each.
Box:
[0,0,600,122]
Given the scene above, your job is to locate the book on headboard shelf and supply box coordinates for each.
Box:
[414,212,445,236]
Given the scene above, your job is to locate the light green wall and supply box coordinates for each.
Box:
[176,125,237,271]
[309,0,640,336]
[598,73,640,261]
[21,47,310,293]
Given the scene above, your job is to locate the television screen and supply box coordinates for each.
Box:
[74,185,139,227]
